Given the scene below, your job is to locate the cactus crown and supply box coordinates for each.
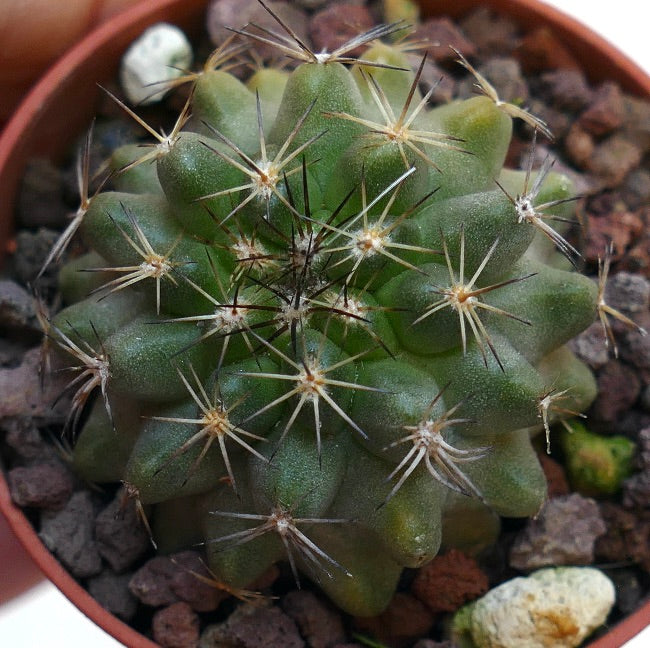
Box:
[44,0,642,616]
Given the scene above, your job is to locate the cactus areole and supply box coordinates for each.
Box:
[46,2,626,617]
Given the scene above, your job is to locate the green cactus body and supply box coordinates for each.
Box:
[49,12,608,617]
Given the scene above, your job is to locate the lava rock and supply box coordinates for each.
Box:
[0,280,39,335]
[207,0,309,60]
[578,82,625,136]
[200,601,305,648]
[282,589,346,648]
[353,592,435,648]
[8,462,74,510]
[0,347,68,420]
[16,158,68,229]
[153,601,200,648]
[596,503,650,571]
[411,17,476,64]
[538,69,594,113]
[87,570,139,621]
[12,228,60,289]
[2,418,58,464]
[509,494,606,570]
[129,556,179,607]
[592,361,641,422]
[309,4,374,55]
[513,27,580,73]
[39,491,103,578]
[568,322,609,370]
[411,549,489,614]
[587,134,644,188]
[95,492,151,573]
[459,7,519,58]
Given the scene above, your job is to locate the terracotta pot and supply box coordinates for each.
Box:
[0,0,648,646]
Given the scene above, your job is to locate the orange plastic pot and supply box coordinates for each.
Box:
[0,1,648,646]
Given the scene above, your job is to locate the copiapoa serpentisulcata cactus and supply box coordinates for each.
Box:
[40,0,642,616]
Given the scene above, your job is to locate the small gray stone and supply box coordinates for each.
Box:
[605,272,650,315]
[621,168,650,210]
[587,134,644,188]
[458,57,528,105]
[509,494,606,571]
[17,158,68,229]
[95,493,151,573]
[568,321,609,370]
[39,491,103,578]
[2,418,57,464]
[459,7,519,58]
[200,602,305,648]
[87,570,139,621]
[0,280,39,334]
[538,69,594,113]
[13,228,60,289]
[282,589,346,648]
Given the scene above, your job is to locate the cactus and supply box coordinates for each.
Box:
[43,1,640,617]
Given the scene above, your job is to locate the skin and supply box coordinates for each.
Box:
[0,0,142,120]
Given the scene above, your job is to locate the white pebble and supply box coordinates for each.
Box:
[119,23,192,105]
[452,567,615,648]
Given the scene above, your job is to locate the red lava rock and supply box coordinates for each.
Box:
[8,462,74,510]
[152,601,200,648]
[538,453,570,498]
[411,549,488,614]
[513,28,580,74]
[200,602,305,648]
[282,589,346,648]
[353,592,435,648]
[509,494,606,571]
[584,209,644,266]
[592,360,642,422]
[578,82,625,136]
[411,17,476,64]
[596,503,650,572]
[309,4,374,56]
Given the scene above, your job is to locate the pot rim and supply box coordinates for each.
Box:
[0,0,649,646]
